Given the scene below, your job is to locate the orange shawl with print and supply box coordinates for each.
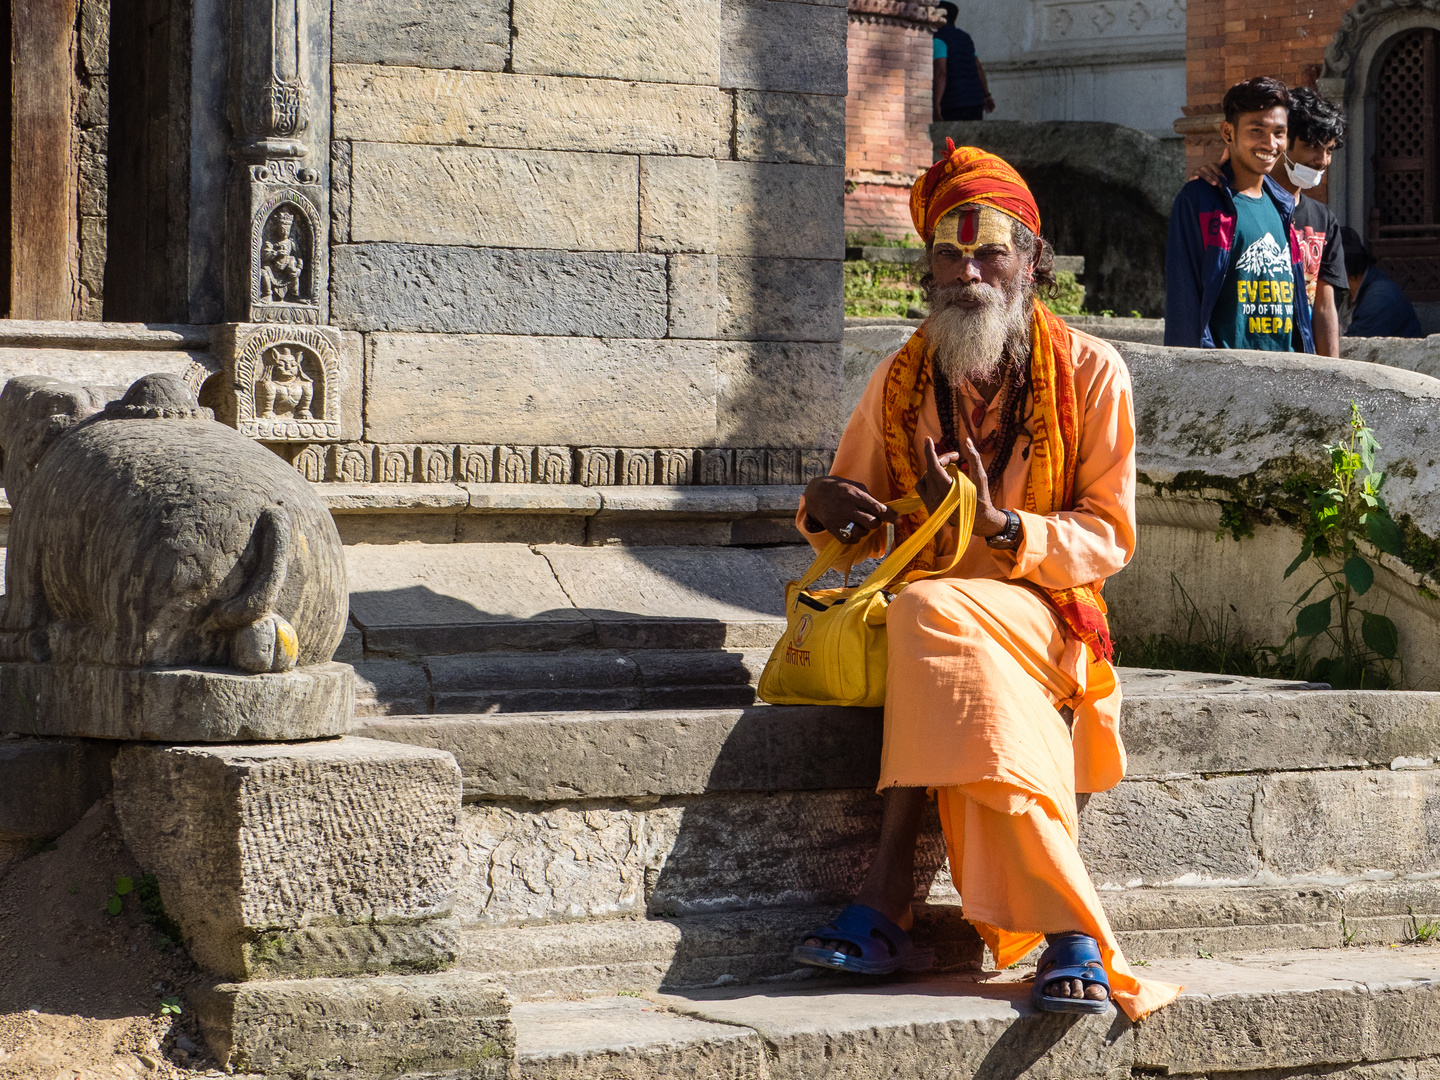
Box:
[883,299,1114,661]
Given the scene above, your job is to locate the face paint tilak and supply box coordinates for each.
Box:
[933,204,1014,255]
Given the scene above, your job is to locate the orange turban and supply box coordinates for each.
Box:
[910,140,1040,242]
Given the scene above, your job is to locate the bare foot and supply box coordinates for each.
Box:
[1042,959,1109,1001]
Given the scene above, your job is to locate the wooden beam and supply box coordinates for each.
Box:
[10,0,78,320]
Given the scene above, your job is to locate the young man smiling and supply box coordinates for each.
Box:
[1164,77,1314,353]
[1190,87,1349,354]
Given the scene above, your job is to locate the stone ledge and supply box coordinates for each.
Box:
[316,482,804,517]
[0,660,356,742]
[0,738,117,839]
[0,319,212,349]
[354,673,1440,800]
[510,948,1440,1079]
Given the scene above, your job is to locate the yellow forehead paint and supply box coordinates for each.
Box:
[932,204,1014,255]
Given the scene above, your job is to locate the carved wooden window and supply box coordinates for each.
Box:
[1371,28,1440,301]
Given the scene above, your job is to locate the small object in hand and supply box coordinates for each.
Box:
[837,521,857,541]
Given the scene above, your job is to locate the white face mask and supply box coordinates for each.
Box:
[1284,154,1326,189]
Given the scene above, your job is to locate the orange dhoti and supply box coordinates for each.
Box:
[882,576,1180,1021]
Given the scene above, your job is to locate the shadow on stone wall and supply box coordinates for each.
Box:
[928,121,1185,318]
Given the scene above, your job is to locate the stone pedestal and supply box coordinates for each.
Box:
[112,737,462,980]
[196,972,513,1078]
[0,660,354,741]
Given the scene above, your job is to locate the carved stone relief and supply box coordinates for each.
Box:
[699,450,732,486]
[335,444,372,483]
[213,323,343,442]
[766,449,799,486]
[420,446,454,483]
[621,450,654,487]
[1036,0,1184,47]
[577,449,616,487]
[459,446,497,484]
[281,444,833,487]
[658,450,692,486]
[735,449,765,486]
[497,447,532,484]
[377,447,413,483]
[536,447,572,484]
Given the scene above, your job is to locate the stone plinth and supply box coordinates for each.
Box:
[196,971,513,1078]
[0,661,355,741]
[112,736,462,980]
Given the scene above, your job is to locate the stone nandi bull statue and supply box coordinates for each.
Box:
[0,372,353,740]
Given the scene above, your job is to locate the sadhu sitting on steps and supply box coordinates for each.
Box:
[791,144,1181,1021]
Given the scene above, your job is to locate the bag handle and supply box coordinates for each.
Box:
[795,465,978,598]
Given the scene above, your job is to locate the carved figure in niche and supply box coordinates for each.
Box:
[0,374,346,674]
[259,208,305,302]
[257,345,314,420]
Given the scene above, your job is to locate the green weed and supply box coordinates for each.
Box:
[1408,907,1439,944]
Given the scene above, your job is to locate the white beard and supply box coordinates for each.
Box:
[927,280,1031,385]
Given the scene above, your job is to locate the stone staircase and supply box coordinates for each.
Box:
[334,493,1440,1078]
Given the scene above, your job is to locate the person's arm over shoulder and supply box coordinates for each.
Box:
[1165,181,1210,347]
[1004,332,1137,591]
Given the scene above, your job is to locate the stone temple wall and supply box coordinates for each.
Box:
[313,0,850,485]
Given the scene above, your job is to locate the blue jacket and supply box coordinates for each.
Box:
[1347,267,1424,339]
[1164,165,1315,353]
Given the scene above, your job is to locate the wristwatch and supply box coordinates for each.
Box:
[986,509,1022,549]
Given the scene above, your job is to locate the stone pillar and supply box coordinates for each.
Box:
[225,0,328,326]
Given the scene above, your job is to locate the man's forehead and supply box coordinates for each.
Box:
[932,204,1014,251]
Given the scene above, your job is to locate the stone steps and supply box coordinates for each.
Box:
[344,540,837,715]
[353,677,1440,999]
[510,946,1440,1080]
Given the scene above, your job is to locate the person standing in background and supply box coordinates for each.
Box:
[933,3,995,122]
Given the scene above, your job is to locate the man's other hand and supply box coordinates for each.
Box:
[983,94,996,114]
[917,437,961,516]
[803,475,898,544]
[957,437,1009,538]
[1189,147,1231,187]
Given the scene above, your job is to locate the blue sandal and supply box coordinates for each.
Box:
[1031,932,1112,1014]
[791,904,935,976]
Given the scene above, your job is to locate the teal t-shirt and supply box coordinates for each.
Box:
[1208,191,1297,351]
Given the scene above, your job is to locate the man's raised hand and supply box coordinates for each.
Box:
[917,437,961,517]
[802,475,899,545]
[957,437,1010,539]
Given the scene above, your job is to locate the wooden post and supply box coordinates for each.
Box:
[10,0,78,320]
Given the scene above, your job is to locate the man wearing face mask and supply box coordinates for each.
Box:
[1164,77,1315,353]
[1189,87,1348,355]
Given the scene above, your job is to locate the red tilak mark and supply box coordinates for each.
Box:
[972,405,985,429]
[958,208,980,246]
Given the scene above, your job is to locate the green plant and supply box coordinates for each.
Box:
[1115,574,1270,677]
[159,996,182,1017]
[1409,906,1439,944]
[1047,271,1085,316]
[843,258,926,318]
[1276,403,1404,689]
[1341,915,1356,946]
[1129,310,1143,319]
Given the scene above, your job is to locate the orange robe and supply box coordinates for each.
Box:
[796,327,1180,1021]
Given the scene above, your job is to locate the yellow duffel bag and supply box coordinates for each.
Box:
[758,465,976,707]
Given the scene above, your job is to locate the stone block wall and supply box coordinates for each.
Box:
[325,0,850,483]
[843,1,937,239]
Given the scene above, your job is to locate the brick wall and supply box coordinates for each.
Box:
[1180,1,1352,181]
[844,3,939,239]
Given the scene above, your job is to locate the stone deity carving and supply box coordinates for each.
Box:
[257,345,314,420]
[259,208,305,302]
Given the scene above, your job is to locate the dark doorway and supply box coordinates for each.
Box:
[104,0,184,322]
[1369,27,1440,301]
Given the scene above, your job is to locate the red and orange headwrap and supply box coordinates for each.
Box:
[909,140,1040,243]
